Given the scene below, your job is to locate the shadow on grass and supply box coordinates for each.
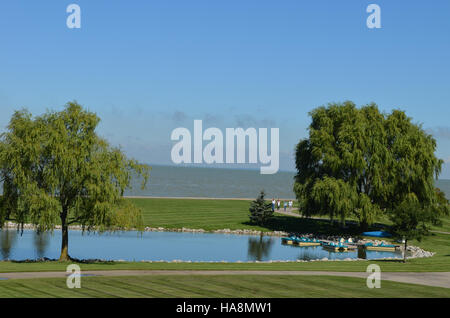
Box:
[243,215,387,236]
[372,259,405,263]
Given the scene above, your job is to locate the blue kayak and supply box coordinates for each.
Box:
[362,231,392,238]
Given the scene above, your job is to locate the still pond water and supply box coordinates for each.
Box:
[0,229,403,262]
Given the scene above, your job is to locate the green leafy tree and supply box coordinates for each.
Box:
[435,187,449,206]
[294,101,445,230]
[0,102,150,261]
[249,191,273,225]
[390,193,448,262]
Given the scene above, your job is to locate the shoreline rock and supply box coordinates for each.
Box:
[2,221,290,237]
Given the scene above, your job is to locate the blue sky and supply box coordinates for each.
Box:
[1,0,449,177]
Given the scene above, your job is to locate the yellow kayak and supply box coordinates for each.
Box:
[365,245,396,252]
[322,243,348,252]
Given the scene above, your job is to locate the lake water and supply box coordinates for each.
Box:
[126,165,450,200]
[0,229,402,262]
[1,165,448,200]
[126,165,297,199]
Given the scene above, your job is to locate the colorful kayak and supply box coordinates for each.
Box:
[281,237,297,245]
[281,237,321,247]
[338,238,357,249]
[363,242,397,252]
[322,242,348,252]
[362,231,392,238]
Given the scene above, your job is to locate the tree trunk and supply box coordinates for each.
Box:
[359,220,369,232]
[403,239,407,263]
[59,210,70,261]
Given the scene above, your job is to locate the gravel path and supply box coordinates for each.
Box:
[431,230,450,235]
[1,270,449,289]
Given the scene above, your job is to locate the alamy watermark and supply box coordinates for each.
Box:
[366,4,381,29]
[366,264,381,288]
[64,4,382,30]
[170,120,279,174]
[66,4,81,29]
[66,264,81,289]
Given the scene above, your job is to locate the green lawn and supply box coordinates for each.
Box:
[0,275,448,298]
[131,198,258,231]
[131,198,364,235]
[431,215,450,233]
[132,197,450,234]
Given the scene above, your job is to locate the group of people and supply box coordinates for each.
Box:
[271,198,294,212]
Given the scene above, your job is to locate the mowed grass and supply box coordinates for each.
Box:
[0,275,448,298]
[431,215,450,233]
[131,198,257,231]
[131,197,450,234]
[130,198,364,235]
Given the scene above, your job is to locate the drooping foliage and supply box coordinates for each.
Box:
[0,102,150,260]
[390,195,439,242]
[294,101,448,231]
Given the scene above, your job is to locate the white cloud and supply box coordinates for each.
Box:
[427,127,450,140]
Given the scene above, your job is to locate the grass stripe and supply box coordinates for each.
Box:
[0,275,448,298]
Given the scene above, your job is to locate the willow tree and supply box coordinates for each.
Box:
[294,101,445,230]
[0,102,150,261]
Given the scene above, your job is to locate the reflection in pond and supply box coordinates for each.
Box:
[296,248,321,261]
[0,230,18,260]
[357,246,367,259]
[247,235,274,261]
[34,232,50,259]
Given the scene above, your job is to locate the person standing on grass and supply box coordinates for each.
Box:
[288,200,293,211]
[284,201,287,211]
[271,198,275,212]
[277,199,281,210]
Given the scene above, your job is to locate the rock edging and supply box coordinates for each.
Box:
[2,221,289,237]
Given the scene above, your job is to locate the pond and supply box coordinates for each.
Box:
[0,229,403,262]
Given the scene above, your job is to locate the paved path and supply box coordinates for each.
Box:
[275,209,301,217]
[0,270,449,289]
[431,230,450,235]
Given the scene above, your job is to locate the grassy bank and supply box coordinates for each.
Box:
[131,198,362,235]
[131,198,257,231]
[0,275,448,298]
[132,197,450,234]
